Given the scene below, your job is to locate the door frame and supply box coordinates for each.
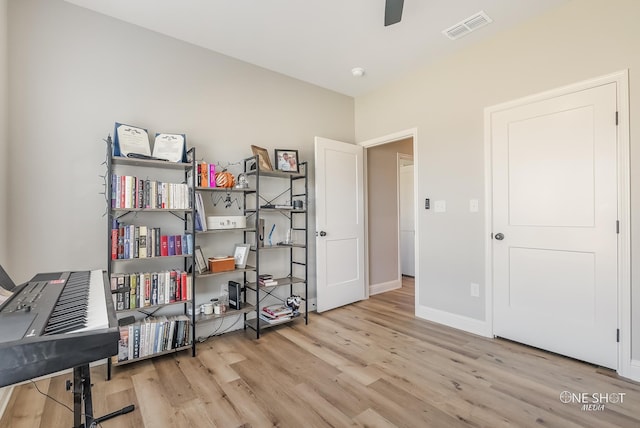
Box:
[483,70,633,378]
[360,128,419,307]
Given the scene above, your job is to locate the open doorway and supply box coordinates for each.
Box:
[398,154,415,278]
[366,137,414,295]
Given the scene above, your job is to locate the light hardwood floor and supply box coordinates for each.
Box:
[3,277,640,427]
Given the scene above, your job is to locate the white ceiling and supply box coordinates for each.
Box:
[64,0,568,97]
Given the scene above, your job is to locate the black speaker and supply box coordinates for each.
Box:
[228,280,242,310]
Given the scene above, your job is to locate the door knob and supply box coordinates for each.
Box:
[319,231,327,237]
[495,233,504,240]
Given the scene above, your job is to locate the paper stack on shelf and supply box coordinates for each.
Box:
[260,304,293,324]
[258,274,278,287]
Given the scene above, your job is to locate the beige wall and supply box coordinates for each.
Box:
[0,0,9,413]
[355,0,640,357]
[7,0,354,299]
[367,138,413,287]
[0,0,7,265]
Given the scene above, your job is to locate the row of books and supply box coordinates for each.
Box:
[111,221,193,259]
[259,304,293,324]
[195,162,217,188]
[111,270,192,310]
[111,174,191,210]
[116,315,192,362]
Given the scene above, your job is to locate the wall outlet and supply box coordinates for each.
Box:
[469,199,479,213]
[434,200,446,212]
[470,283,480,297]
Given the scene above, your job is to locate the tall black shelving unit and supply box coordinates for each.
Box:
[105,136,197,379]
[243,157,309,338]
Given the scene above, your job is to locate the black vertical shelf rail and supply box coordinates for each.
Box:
[254,156,262,338]
[290,161,309,324]
[242,155,261,338]
[244,155,263,338]
[186,147,197,357]
[105,136,114,380]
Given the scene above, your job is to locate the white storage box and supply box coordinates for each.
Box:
[207,215,246,230]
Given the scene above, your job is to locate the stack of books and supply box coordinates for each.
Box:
[258,274,278,287]
[259,304,293,324]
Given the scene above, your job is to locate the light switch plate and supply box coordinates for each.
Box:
[469,199,479,213]
[434,200,446,212]
[470,283,480,297]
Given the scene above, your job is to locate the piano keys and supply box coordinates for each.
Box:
[0,269,119,388]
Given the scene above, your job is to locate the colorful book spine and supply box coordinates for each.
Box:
[209,163,216,188]
[175,235,182,256]
[111,219,118,260]
[200,162,208,188]
[168,235,175,256]
[161,235,169,256]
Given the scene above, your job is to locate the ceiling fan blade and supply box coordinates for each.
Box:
[384,0,404,26]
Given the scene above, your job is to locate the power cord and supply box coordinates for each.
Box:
[197,313,244,342]
[30,380,104,428]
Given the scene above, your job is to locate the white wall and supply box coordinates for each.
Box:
[7,0,354,297]
[355,0,640,357]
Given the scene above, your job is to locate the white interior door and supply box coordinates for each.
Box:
[492,82,618,369]
[315,137,365,312]
[399,161,415,276]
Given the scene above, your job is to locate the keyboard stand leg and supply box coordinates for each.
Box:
[71,364,135,428]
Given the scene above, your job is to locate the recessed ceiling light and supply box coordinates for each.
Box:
[351,67,365,77]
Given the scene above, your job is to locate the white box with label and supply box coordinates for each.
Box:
[207,216,247,230]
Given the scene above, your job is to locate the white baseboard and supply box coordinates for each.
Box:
[0,386,13,420]
[415,304,492,338]
[370,279,401,296]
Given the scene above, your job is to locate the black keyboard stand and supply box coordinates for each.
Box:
[71,364,135,428]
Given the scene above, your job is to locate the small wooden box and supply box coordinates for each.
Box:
[209,256,235,273]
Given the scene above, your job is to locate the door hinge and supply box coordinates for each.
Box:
[617,329,620,343]
[616,220,620,234]
[616,111,619,125]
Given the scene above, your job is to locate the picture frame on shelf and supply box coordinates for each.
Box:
[113,122,151,157]
[274,149,299,173]
[195,246,208,274]
[251,145,273,171]
[152,133,186,162]
[233,243,251,269]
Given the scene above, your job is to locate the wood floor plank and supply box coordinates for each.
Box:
[3,379,51,428]
[131,368,189,427]
[353,408,397,428]
[3,278,640,428]
[292,382,358,427]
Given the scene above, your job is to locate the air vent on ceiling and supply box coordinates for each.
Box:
[442,11,493,40]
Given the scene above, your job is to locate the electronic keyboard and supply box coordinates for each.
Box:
[0,270,118,388]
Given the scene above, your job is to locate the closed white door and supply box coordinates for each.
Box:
[399,162,415,276]
[491,82,618,368]
[315,137,365,312]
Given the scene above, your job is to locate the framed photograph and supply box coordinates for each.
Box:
[275,149,299,173]
[195,246,208,274]
[233,243,251,269]
[251,145,273,171]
